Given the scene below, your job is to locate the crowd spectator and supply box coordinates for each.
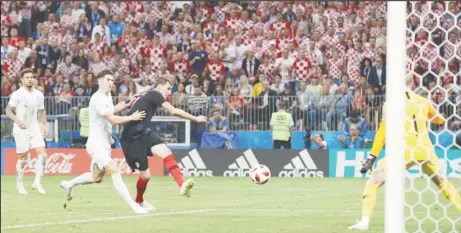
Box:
[0,1,459,133]
[338,123,366,149]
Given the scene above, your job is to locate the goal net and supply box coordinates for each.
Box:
[387,1,461,233]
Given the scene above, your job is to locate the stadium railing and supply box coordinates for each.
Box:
[1,95,386,142]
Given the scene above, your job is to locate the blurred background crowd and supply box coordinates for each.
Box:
[1,1,460,133]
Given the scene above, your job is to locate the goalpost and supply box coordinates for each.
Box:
[386,2,461,233]
[385,2,407,233]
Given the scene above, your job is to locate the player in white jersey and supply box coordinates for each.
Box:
[59,70,149,214]
[6,68,48,195]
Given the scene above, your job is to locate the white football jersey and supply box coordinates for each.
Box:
[87,91,114,147]
[8,87,44,127]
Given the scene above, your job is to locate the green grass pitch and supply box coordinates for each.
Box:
[1,176,460,233]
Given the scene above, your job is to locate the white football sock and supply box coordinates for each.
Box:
[112,173,137,208]
[68,172,95,187]
[16,159,27,184]
[34,154,47,185]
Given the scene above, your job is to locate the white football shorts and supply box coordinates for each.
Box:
[86,143,112,171]
[13,124,45,153]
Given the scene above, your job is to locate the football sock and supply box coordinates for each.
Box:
[68,172,95,187]
[362,184,379,220]
[136,177,149,203]
[16,159,27,184]
[34,154,47,185]
[439,181,461,212]
[164,155,184,187]
[112,173,137,208]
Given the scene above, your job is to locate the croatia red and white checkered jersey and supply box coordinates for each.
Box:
[137,36,149,51]
[443,41,456,60]
[49,32,63,45]
[153,70,170,80]
[335,42,347,57]
[8,37,24,49]
[320,34,338,53]
[238,20,254,32]
[102,53,112,65]
[43,21,60,34]
[225,17,242,31]
[150,57,165,71]
[1,14,11,37]
[275,37,298,50]
[255,47,268,60]
[19,2,32,19]
[89,62,108,76]
[418,42,438,70]
[346,19,361,32]
[375,2,387,19]
[88,41,107,55]
[171,60,190,80]
[292,58,313,80]
[125,13,138,26]
[362,47,376,60]
[157,32,174,46]
[110,3,125,16]
[346,48,362,84]
[145,44,167,59]
[369,26,382,38]
[328,57,344,80]
[151,8,163,21]
[305,49,321,68]
[214,6,226,23]
[206,61,226,81]
[195,6,213,18]
[258,62,277,83]
[3,58,24,78]
[139,71,157,83]
[123,43,140,63]
[269,20,290,36]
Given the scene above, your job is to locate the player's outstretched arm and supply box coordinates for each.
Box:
[161,102,207,122]
[113,95,141,114]
[103,110,146,125]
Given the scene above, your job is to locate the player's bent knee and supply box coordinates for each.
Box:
[367,168,386,186]
[34,146,47,156]
[151,144,171,159]
[139,169,151,180]
[93,175,103,183]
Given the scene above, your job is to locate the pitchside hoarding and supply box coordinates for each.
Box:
[329,149,461,178]
[1,148,458,178]
[168,149,329,178]
[1,148,163,176]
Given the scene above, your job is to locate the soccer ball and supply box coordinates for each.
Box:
[250,164,271,185]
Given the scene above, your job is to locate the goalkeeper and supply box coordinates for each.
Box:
[349,74,461,230]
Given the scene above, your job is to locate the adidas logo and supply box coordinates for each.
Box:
[278,150,324,178]
[223,149,259,177]
[178,149,213,176]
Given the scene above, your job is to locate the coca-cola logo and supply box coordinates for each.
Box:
[112,158,139,175]
[24,153,76,174]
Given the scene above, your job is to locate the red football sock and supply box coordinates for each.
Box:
[164,155,184,187]
[136,177,149,203]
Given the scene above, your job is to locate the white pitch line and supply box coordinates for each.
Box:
[0,209,216,230]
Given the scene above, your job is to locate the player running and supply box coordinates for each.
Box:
[6,68,49,195]
[60,70,149,214]
[348,74,461,230]
[120,78,207,208]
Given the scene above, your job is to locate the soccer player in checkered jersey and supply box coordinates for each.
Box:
[5,68,48,195]
[349,74,461,230]
[60,70,149,214]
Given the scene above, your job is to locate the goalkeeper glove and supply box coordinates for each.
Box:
[360,155,377,174]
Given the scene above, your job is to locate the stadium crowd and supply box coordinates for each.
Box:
[1,1,460,132]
